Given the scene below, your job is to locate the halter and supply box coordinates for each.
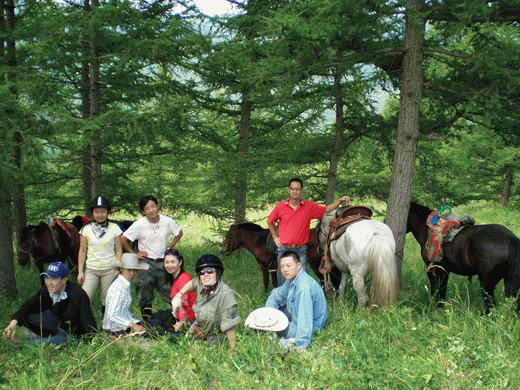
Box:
[18,235,39,263]
[223,224,240,254]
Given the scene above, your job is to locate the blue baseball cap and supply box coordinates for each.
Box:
[41,262,69,279]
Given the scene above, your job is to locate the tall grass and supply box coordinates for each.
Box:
[1,201,520,389]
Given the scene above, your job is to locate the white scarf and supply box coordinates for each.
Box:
[50,291,68,305]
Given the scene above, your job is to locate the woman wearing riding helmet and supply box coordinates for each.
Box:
[172,254,240,348]
[77,196,123,316]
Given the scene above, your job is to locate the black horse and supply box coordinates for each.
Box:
[407,202,520,313]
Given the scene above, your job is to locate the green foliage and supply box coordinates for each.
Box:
[2,201,520,389]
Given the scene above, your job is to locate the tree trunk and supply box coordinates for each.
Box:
[89,0,102,198]
[0,0,19,297]
[5,0,27,233]
[385,0,425,284]
[0,184,17,298]
[499,164,513,207]
[81,0,92,215]
[13,131,27,231]
[234,91,251,224]
[89,0,102,199]
[325,70,344,205]
[80,0,102,213]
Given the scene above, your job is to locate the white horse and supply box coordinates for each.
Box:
[318,212,399,309]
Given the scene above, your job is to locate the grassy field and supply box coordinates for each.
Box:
[1,200,520,389]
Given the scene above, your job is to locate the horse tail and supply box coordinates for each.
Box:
[504,237,520,303]
[65,222,80,270]
[369,230,399,309]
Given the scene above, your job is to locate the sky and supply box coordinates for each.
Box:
[192,0,238,16]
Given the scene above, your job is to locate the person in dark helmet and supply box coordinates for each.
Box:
[172,254,240,348]
[77,196,123,315]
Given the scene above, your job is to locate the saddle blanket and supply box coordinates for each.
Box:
[45,216,73,251]
[426,209,475,265]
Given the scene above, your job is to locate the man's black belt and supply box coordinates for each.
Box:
[145,257,164,262]
[282,244,306,249]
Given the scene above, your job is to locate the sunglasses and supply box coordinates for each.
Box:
[198,268,216,276]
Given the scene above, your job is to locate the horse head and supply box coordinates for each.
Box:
[221,222,264,256]
[407,202,432,244]
[221,224,239,255]
[17,226,37,266]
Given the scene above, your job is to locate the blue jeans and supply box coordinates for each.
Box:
[25,329,70,347]
[24,312,70,347]
[276,245,307,286]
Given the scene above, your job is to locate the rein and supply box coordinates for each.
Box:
[224,224,240,253]
[18,235,38,257]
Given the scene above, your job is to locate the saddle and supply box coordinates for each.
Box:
[319,205,373,275]
[45,216,73,253]
[266,227,278,254]
[425,206,475,271]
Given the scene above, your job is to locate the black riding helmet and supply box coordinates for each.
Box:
[195,254,224,276]
[90,196,112,213]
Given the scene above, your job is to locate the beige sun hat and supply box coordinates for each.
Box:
[117,253,149,270]
[244,307,289,332]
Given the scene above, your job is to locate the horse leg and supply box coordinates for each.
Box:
[504,274,520,311]
[37,260,46,286]
[479,274,499,314]
[352,274,369,309]
[259,261,269,292]
[269,254,278,289]
[427,268,449,307]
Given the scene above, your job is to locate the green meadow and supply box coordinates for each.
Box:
[1,201,520,389]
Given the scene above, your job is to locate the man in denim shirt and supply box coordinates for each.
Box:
[265,251,327,350]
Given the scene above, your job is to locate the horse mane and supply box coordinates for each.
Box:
[19,225,38,241]
[236,222,264,232]
[409,202,432,218]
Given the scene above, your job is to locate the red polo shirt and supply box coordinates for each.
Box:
[268,199,327,246]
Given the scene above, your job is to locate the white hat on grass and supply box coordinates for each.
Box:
[245,307,289,332]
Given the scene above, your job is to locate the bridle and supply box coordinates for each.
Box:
[18,235,38,263]
[222,224,240,255]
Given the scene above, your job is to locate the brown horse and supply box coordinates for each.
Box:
[221,222,340,291]
[18,219,80,285]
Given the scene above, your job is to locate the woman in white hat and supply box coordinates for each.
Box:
[102,253,149,337]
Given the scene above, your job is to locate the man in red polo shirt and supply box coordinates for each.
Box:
[268,178,350,285]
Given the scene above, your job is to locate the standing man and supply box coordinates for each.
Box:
[3,262,97,346]
[265,251,327,351]
[268,177,350,285]
[121,195,183,320]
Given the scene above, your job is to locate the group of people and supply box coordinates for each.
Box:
[4,178,350,351]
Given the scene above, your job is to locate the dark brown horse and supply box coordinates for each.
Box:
[407,202,520,313]
[221,222,340,291]
[18,219,80,284]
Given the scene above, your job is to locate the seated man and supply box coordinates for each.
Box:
[102,253,148,337]
[3,262,97,346]
[265,250,327,350]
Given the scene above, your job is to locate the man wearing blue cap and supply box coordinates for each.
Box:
[3,262,97,346]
